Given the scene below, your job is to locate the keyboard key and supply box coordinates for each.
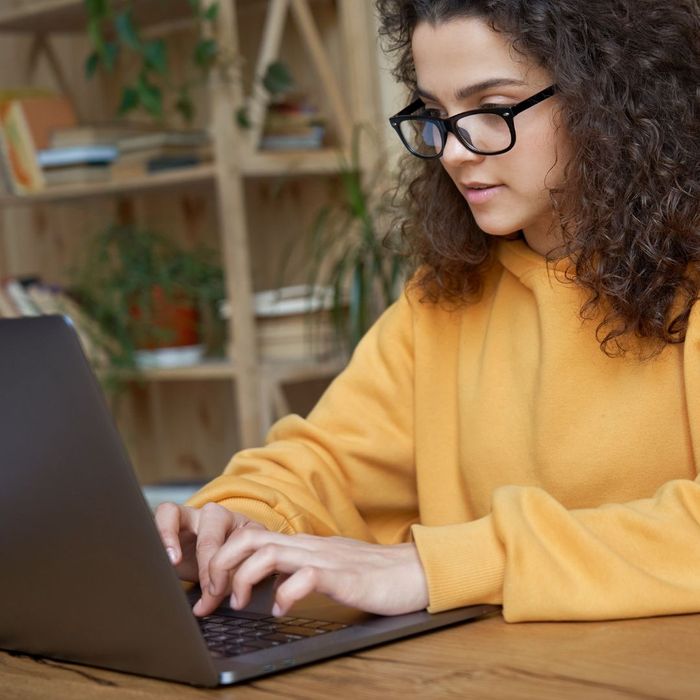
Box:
[278,625,325,637]
[262,632,303,643]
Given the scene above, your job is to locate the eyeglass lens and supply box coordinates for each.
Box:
[398,112,512,156]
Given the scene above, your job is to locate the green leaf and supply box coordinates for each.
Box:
[236,106,251,129]
[85,51,100,79]
[262,61,294,96]
[103,41,119,71]
[115,9,140,50]
[204,2,220,21]
[84,0,108,21]
[87,16,105,54]
[349,260,367,348]
[136,74,163,118]
[175,90,195,124]
[144,39,167,74]
[117,86,139,115]
[194,38,217,70]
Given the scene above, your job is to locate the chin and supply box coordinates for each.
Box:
[472,220,522,238]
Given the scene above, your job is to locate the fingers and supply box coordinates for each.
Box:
[207,530,316,599]
[226,540,317,611]
[272,567,322,616]
[154,502,190,564]
[194,503,238,596]
[203,533,429,618]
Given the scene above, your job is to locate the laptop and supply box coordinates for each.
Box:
[0,315,498,686]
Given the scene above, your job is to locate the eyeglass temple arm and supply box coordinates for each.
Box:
[391,99,424,119]
[511,85,557,116]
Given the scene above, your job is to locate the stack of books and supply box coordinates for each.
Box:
[261,98,325,151]
[220,285,338,362]
[37,123,152,186]
[111,130,212,180]
[0,277,109,368]
[37,144,118,186]
[0,87,213,193]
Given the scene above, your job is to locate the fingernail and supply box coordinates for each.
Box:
[272,603,282,617]
[166,547,177,564]
[230,593,238,609]
[193,598,203,614]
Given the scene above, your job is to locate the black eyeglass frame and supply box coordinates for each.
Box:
[389,85,558,158]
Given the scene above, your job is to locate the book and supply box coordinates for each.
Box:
[0,101,45,193]
[260,128,324,151]
[38,145,118,168]
[4,278,41,316]
[43,163,111,187]
[111,145,211,179]
[50,123,155,149]
[116,143,213,163]
[146,154,203,173]
[262,98,325,150]
[0,286,19,317]
[117,129,209,154]
[24,283,110,368]
[249,285,338,361]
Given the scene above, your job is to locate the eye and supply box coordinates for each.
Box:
[480,102,513,110]
[423,107,445,118]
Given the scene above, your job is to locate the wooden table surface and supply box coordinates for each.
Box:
[2,610,699,699]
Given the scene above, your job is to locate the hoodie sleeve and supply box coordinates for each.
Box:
[187,291,419,546]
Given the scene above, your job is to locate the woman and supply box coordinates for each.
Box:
[156,0,700,622]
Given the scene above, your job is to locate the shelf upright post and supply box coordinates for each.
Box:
[203,0,263,447]
[337,0,384,164]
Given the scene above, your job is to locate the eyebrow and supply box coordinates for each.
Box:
[416,77,528,103]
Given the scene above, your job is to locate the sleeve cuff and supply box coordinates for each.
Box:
[411,515,505,612]
[185,492,296,535]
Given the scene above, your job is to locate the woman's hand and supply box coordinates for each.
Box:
[154,501,267,608]
[201,529,430,618]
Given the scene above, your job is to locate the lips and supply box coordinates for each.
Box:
[461,182,503,205]
[464,182,497,189]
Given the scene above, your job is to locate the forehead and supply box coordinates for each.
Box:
[411,17,543,97]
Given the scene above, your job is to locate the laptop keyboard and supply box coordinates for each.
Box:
[199,613,349,658]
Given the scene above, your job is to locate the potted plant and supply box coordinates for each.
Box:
[303,128,407,351]
[71,223,226,384]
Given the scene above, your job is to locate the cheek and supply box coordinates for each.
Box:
[513,124,570,191]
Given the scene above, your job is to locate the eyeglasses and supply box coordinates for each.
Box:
[389,85,557,158]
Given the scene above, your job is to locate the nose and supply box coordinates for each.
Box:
[440,132,484,168]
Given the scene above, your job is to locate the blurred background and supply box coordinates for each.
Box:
[0,0,407,501]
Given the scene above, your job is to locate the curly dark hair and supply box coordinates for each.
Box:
[377,0,700,355]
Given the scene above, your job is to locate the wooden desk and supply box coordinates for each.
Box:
[2,611,699,699]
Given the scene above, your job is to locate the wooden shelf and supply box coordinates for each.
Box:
[0,164,217,205]
[243,148,347,177]
[118,355,346,383]
[0,0,197,33]
[130,359,237,382]
[0,149,345,205]
[262,355,347,382]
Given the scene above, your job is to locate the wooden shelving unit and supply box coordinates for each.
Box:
[0,0,382,473]
[0,0,199,33]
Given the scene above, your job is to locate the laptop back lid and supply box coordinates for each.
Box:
[0,316,218,686]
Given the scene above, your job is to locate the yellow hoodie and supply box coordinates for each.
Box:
[189,239,700,622]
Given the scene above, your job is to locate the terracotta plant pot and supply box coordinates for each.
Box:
[129,286,199,350]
